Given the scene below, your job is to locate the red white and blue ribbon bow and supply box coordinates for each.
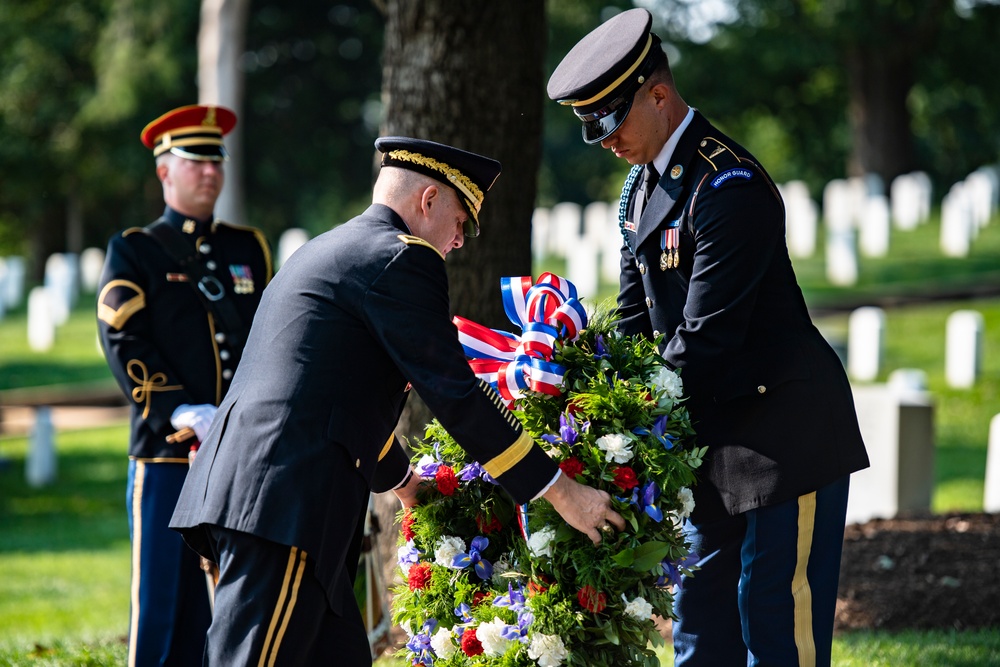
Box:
[453,273,588,406]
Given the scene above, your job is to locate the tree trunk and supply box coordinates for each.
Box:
[373,0,546,619]
[381,0,545,436]
[844,47,915,184]
[198,0,250,225]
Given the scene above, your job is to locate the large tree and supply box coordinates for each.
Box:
[370,0,547,609]
[378,0,546,433]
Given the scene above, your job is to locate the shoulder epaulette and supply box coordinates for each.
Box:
[122,227,145,237]
[215,221,274,281]
[397,234,444,261]
[697,137,741,172]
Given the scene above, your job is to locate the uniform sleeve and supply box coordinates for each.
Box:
[370,434,412,493]
[97,234,197,433]
[363,242,558,504]
[662,165,784,395]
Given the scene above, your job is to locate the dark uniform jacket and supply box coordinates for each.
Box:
[97,206,273,459]
[170,203,559,613]
[617,111,869,521]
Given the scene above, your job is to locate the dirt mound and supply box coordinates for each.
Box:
[836,511,1000,632]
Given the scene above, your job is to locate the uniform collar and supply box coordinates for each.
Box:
[650,106,694,178]
[162,206,214,236]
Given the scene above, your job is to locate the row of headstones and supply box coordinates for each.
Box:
[843,306,996,523]
[847,306,984,388]
[530,167,999,295]
[2,228,314,352]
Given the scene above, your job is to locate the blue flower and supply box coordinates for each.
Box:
[454,602,473,623]
[640,481,663,522]
[493,582,527,612]
[632,414,674,450]
[397,544,420,569]
[594,334,610,361]
[458,460,498,485]
[405,618,437,666]
[451,535,493,580]
[658,551,701,588]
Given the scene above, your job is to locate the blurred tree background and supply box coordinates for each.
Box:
[1,0,999,281]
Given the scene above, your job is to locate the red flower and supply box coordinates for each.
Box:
[435,465,460,496]
[527,580,549,597]
[566,402,583,416]
[472,590,492,606]
[401,510,415,541]
[407,562,432,591]
[475,512,502,535]
[559,456,585,480]
[461,627,484,656]
[612,465,639,491]
[577,585,607,613]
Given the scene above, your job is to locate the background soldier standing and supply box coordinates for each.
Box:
[96,104,272,666]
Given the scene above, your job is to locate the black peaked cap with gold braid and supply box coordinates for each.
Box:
[547,8,666,145]
[375,136,501,238]
[141,104,237,162]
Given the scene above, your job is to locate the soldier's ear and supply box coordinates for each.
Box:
[155,161,171,184]
[418,184,440,217]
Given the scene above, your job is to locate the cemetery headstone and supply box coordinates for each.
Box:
[945,309,983,389]
[27,287,55,352]
[277,228,310,268]
[848,307,885,381]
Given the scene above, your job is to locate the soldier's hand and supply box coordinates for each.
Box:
[392,467,422,509]
[170,404,217,442]
[541,472,625,545]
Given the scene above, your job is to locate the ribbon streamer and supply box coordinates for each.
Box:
[453,273,587,407]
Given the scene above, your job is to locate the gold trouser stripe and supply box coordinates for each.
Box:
[483,430,533,478]
[258,546,307,667]
[793,491,817,667]
[377,433,395,461]
[127,461,146,667]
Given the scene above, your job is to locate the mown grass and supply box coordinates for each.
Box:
[0,211,998,665]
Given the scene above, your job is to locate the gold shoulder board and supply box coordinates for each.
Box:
[397,234,444,261]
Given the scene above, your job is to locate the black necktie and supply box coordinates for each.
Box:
[644,163,660,204]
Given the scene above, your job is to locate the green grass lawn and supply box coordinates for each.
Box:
[1,211,999,664]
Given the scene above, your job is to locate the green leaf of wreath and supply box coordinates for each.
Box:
[630,540,671,572]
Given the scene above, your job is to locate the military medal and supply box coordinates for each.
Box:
[660,222,680,270]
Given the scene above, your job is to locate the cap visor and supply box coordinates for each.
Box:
[581,102,633,144]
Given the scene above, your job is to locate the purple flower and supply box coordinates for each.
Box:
[452,535,493,580]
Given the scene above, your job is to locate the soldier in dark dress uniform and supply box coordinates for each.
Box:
[548,10,870,666]
[169,137,625,667]
[97,104,272,667]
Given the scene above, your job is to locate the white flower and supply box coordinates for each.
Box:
[650,366,684,399]
[623,595,653,621]
[430,626,457,659]
[477,618,513,657]
[527,633,569,667]
[677,486,695,519]
[527,525,557,558]
[491,556,513,583]
[434,535,466,569]
[596,433,634,463]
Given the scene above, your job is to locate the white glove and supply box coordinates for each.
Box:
[170,403,218,442]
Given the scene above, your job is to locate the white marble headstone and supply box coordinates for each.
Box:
[945,309,983,389]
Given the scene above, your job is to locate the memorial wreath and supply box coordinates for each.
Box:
[391,274,705,667]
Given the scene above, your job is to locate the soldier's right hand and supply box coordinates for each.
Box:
[541,472,625,545]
